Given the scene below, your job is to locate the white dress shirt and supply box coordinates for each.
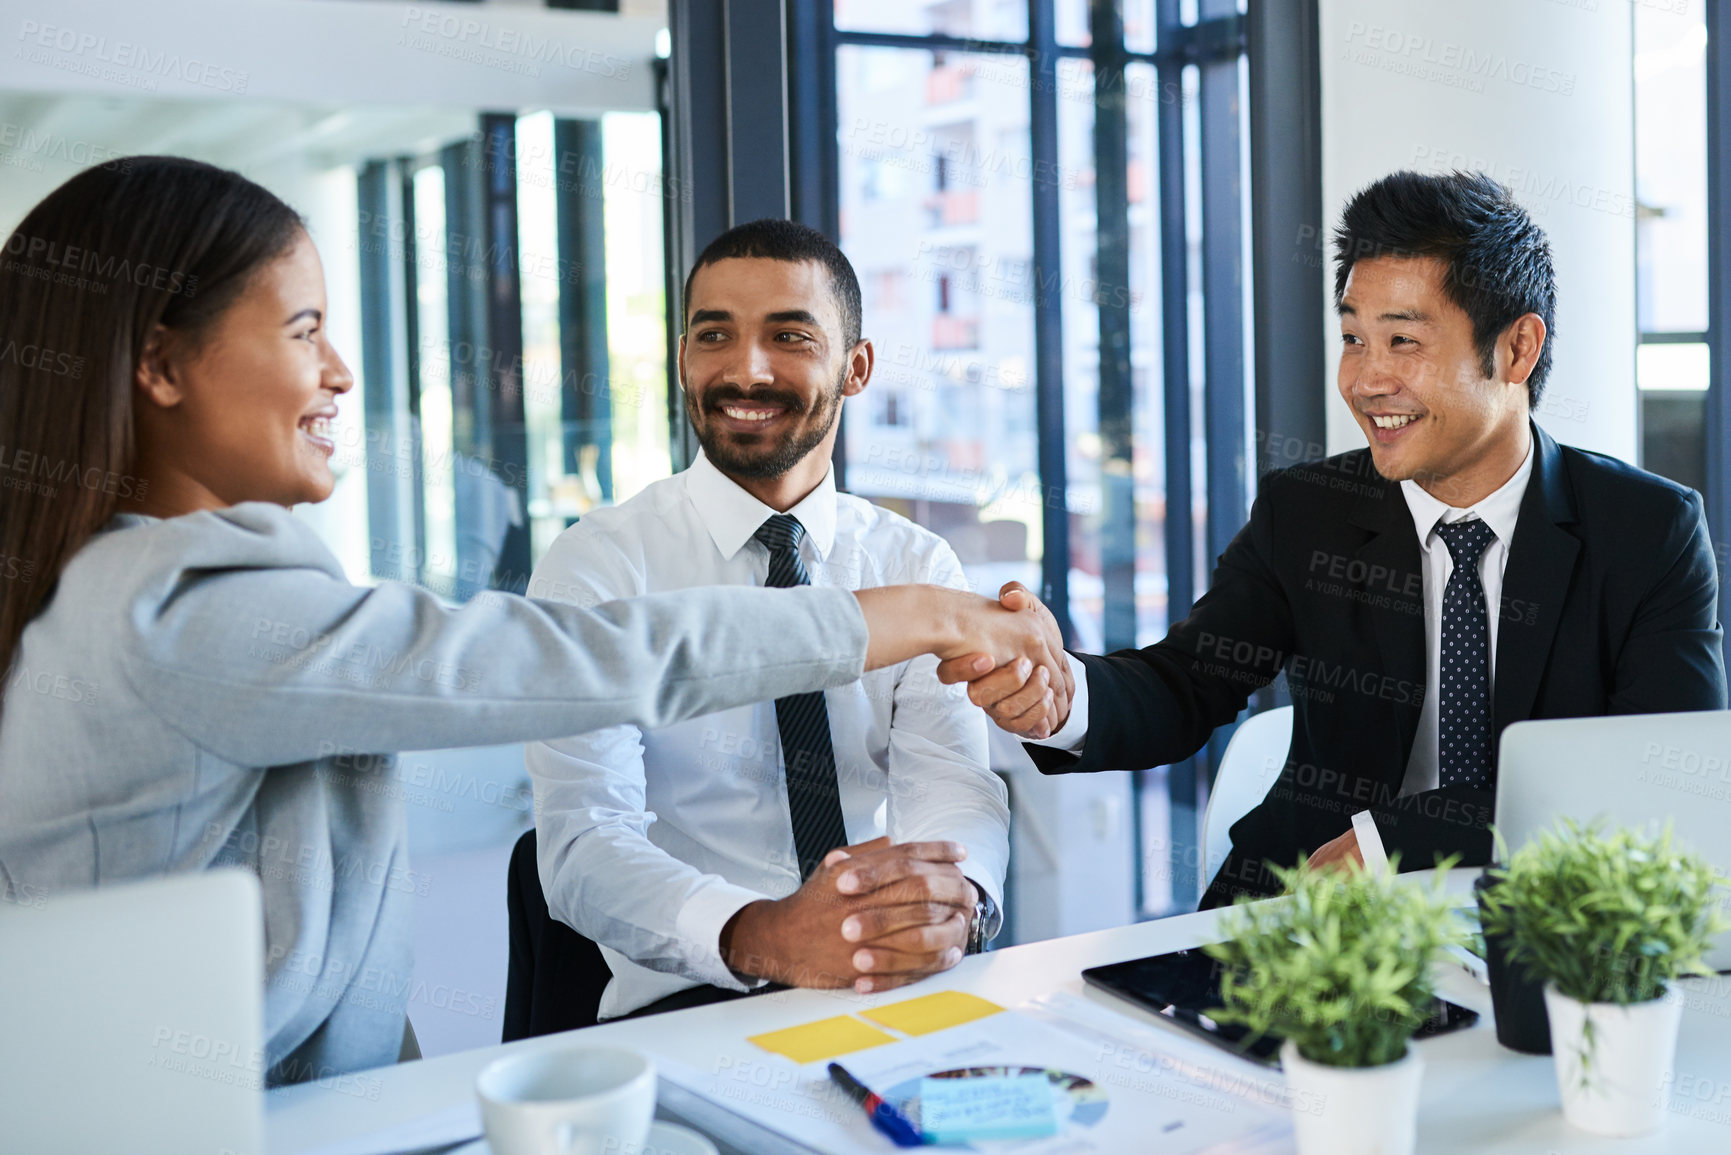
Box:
[1392,439,1534,796]
[526,452,1010,1019]
[1037,439,1535,859]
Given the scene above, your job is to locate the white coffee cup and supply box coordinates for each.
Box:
[476,1045,656,1155]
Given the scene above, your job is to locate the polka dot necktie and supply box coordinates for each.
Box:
[754,514,849,879]
[1436,518,1497,791]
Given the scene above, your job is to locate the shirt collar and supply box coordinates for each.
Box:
[683,449,839,563]
[1399,435,1535,549]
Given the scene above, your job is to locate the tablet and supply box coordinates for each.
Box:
[1081,948,1479,1067]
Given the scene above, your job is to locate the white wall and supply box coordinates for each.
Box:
[997,733,1138,942]
[1319,0,1636,462]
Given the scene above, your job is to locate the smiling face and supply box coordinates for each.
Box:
[132,230,353,514]
[1337,254,1540,506]
[679,257,871,505]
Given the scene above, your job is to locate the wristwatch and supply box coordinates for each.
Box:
[965,891,996,955]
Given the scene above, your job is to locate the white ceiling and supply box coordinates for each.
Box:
[0,92,481,231]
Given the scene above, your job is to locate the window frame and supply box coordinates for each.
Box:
[803,0,1287,915]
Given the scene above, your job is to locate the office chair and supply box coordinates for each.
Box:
[1201,706,1293,892]
[502,828,614,1041]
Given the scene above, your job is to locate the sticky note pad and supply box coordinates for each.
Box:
[747,1015,897,1064]
[859,991,1004,1036]
[917,1075,1059,1144]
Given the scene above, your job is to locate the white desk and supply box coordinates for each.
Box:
[267,870,1731,1154]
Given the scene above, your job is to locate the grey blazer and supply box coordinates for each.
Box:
[0,502,867,1083]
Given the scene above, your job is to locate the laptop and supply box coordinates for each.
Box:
[1496,710,1731,971]
[0,868,264,1155]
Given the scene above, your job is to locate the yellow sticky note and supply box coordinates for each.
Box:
[860,991,1005,1036]
[748,1015,897,1064]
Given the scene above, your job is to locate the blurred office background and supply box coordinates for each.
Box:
[0,0,1715,1056]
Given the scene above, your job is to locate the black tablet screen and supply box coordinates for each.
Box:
[1081,948,1478,1068]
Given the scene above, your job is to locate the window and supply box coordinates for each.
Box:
[358,111,675,601]
[1634,7,1709,498]
[836,0,1028,41]
[826,0,1253,916]
[839,42,1043,625]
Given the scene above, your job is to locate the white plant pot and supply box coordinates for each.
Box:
[1279,1040,1423,1155]
[1542,983,1684,1137]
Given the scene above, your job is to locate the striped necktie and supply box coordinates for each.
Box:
[754,514,849,879]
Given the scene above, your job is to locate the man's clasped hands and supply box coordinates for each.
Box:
[718,581,1071,994]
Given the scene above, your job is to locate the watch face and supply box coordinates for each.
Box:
[967,900,989,954]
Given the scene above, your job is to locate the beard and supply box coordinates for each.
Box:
[686,368,847,480]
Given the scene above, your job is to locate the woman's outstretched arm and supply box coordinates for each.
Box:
[89,504,1049,766]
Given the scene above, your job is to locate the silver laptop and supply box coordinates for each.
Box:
[0,868,264,1155]
[1497,710,1731,971]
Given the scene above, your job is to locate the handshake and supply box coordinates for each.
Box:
[854,579,1074,741]
[719,582,1072,994]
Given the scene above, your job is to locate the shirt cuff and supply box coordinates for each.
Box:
[1026,652,1090,753]
[1351,810,1390,876]
[675,880,774,992]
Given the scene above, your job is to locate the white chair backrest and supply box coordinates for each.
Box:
[1200,706,1293,891]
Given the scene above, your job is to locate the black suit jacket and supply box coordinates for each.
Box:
[1029,424,1726,907]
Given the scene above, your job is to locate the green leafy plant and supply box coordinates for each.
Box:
[1479,819,1728,1006]
[1204,858,1465,1069]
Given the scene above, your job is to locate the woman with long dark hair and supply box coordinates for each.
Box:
[0,158,1061,1084]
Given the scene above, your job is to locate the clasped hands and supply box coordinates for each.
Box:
[720,836,979,994]
[717,584,1069,993]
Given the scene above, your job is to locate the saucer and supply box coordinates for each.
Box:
[456,1121,718,1155]
[641,1121,719,1155]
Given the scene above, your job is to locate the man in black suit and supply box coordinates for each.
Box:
[944,170,1727,907]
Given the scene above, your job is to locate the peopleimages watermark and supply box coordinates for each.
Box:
[1095,1038,1323,1116]
[2,878,49,909]
[148,1026,382,1100]
[1636,740,1731,803]
[0,120,130,173]
[706,1055,853,1124]
[0,446,150,502]
[856,444,1096,515]
[1411,146,1634,221]
[1661,1070,1731,1127]
[1340,22,1577,96]
[879,343,1030,394]
[2,230,198,297]
[354,209,586,289]
[8,661,99,707]
[0,339,83,380]
[690,723,936,803]
[846,117,1091,192]
[270,944,498,1021]
[315,740,535,818]
[467,134,689,204]
[912,242,1138,311]
[247,615,483,693]
[397,7,629,80]
[204,822,433,898]
[1191,629,1426,708]
[15,21,250,94]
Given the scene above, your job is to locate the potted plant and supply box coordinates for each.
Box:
[1479,819,1727,1138]
[1205,859,1464,1155]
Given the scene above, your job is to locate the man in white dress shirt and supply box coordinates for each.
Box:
[527,220,1011,1018]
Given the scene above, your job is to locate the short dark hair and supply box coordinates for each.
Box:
[1333,170,1555,405]
[682,219,863,348]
